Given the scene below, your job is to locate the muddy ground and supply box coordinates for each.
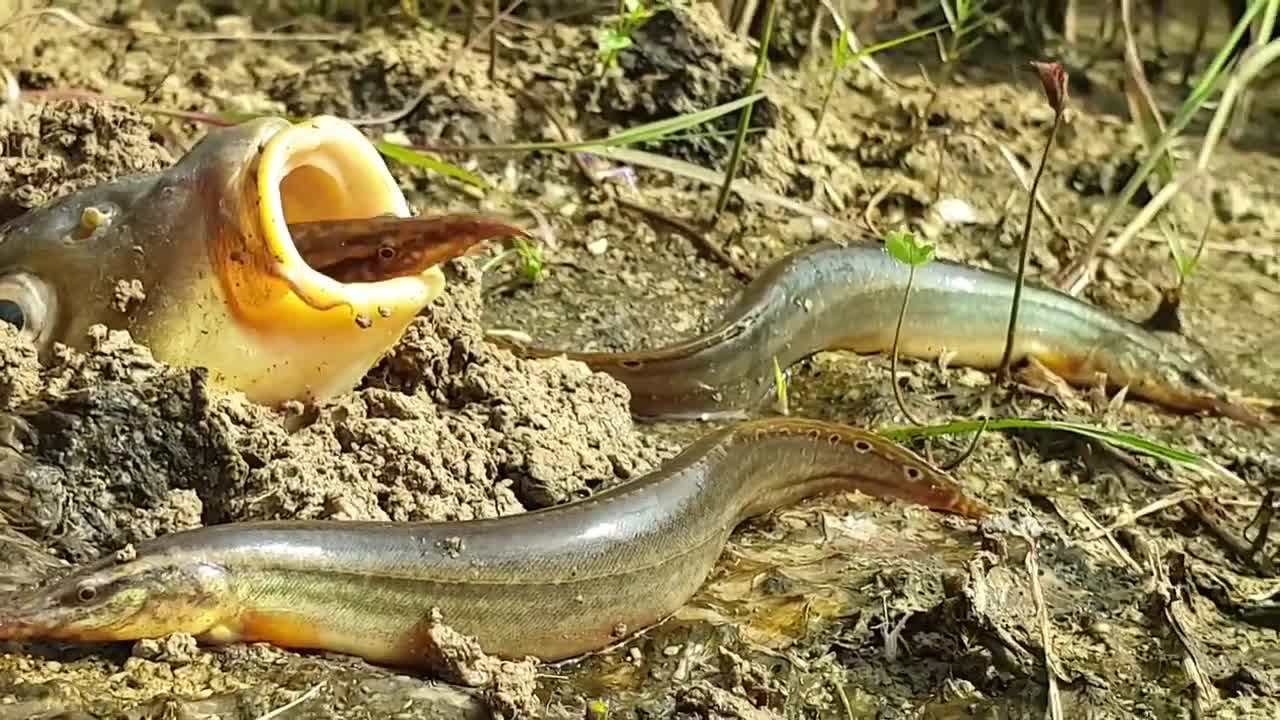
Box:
[0,0,1277,718]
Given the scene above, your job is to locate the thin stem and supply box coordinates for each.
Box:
[817,61,839,131]
[712,0,776,220]
[891,266,927,426]
[996,109,1062,381]
[465,0,477,43]
[939,417,989,471]
[489,0,499,80]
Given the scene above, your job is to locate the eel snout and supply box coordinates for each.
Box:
[0,114,525,406]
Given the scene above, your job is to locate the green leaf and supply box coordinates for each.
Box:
[514,237,545,282]
[885,229,935,266]
[375,141,491,190]
[598,29,633,56]
[832,29,852,67]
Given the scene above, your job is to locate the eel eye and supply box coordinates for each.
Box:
[76,584,98,603]
[0,273,57,346]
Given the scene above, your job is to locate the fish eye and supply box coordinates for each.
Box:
[0,298,21,330]
[0,273,57,347]
[76,584,98,603]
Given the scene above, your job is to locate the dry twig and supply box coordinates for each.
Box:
[1083,488,1200,542]
[1021,532,1064,720]
[254,683,325,720]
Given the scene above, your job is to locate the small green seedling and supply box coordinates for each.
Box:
[886,228,936,267]
[817,28,856,130]
[816,23,944,131]
[938,0,996,63]
[481,236,545,285]
[509,236,545,284]
[597,0,664,69]
[885,229,935,426]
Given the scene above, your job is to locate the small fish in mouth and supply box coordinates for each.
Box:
[0,115,526,405]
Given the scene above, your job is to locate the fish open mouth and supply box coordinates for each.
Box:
[201,115,523,403]
[229,116,520,324]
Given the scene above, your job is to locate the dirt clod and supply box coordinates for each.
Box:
[0,100,171,224]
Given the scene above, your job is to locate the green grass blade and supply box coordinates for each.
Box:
[853,22,948,57]
[580,92,765,150]
[375,141,492,190]
[375,93,766,158]
[587,144,860,231]
[880,418,1203,468]
[1086,0,1265,250]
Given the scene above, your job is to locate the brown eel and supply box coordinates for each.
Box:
[0,418,986,665]
[488,241,1268,425]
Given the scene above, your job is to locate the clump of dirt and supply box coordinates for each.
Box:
[0,100,172,223]
[0,98,667,563]
[269,29,520,148]
[578,2,779,165]
[0,263,665,566]
[0,324,41,409]
[409,607,539,718]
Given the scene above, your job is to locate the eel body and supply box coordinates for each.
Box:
[0,418,985,665]
[492,241,1265,425]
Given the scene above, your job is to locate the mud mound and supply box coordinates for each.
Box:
[0,100,667,585]
[0,100,172,224]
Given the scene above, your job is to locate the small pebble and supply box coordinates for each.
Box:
[381,130,412,145]
[586,238,609,256]
[935,197,980,225]
[1086,621,1113,640]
